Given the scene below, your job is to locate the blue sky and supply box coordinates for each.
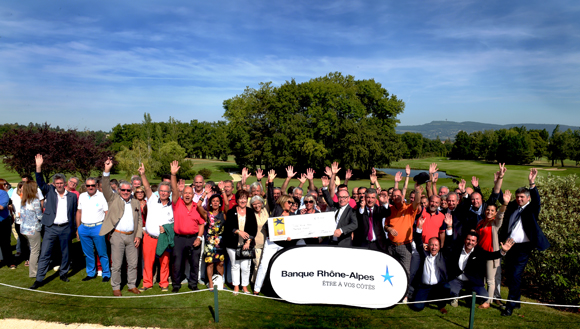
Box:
[1,0,579,131]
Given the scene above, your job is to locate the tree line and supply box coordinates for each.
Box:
[450,125,580,166]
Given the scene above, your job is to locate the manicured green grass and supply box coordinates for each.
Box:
[1,237,579,328]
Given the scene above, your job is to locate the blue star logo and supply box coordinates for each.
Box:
[274,218,284,226]
[381,266,394,286]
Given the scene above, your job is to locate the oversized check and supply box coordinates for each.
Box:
[267,212,337,242]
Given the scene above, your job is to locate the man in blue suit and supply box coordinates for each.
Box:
[30,154,78,289]
[499,168,550,316]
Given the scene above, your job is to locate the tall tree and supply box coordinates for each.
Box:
[450,131,472,160]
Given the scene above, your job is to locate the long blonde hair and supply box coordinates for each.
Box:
[21,181,39,206]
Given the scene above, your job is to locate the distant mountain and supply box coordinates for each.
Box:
[396,121,580,140]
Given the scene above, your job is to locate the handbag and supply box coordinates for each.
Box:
[235,245,256,260]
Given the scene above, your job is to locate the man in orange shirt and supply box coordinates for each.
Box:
[384,185,422,288]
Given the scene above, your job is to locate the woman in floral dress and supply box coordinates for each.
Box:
[197,183,228,290]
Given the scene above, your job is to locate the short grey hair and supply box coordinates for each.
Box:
[439,186,449,193]
[68,176,79,183]
[158,181,171,190]
[303,194,317,206]
[86,177,97,184]
[131,177,142,185]
[365,188,377,196]
[53,173,66,183]
[273,187,281,194]
[250,195,265,206]
[293,187,303,194]
[250,181,263,192]
[118,180,131,189]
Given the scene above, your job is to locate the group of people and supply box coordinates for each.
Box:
[0,157,549,316]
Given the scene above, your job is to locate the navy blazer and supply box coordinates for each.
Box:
[36,172,78,227]
[499,186,550,251]
[413,230,448,286]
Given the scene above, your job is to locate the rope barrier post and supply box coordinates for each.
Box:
[468,292,476,329]
[213,288,219,323]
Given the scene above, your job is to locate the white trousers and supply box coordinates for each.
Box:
[254,239,283,292]
[226,248,251,287]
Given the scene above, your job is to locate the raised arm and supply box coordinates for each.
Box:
[428,163,438,197]
[281,166,296,194]
[329,162,341,199]
[528,168,540,210]
[371,168,381,193]
[402,165,411,197]
[306,168,316,191]
[197,184,211,220]
[241,167,251,187]
[34,154,49,197]
[345,169,352,187]
[101,156,115,202]
[170,161,181,204]
[138,163,152,200]
[320,176,336,208]
[393,171,401,190]
[412,185,423,210]
[493,163,506,194]
[267,169,277,209]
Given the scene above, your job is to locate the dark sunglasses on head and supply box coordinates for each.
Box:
[120,189,132,192]
[85,184,96,187]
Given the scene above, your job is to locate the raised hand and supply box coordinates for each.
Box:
[370,169,377,184]
[471,176,479,188]
[306,168,315,180]
[417,216,426,229]
[218,181,224,190]
[178,179,185,192]
[499,163,506,178]
[324,166,332,178]
[415,185,424,196]
[331,161,341,175]
[458,179,466,192]
[379,192,389,205]
[394,171,402,183]
[429,163,438,175]
[298,173,307,184]
[35,154,44,169]
[345,169,352,180]
[242,167,251,180]
[204,183,212,194]
[405,164,411,177]
[256,168,264,181]
[268,169,277,183]
[432,173,439,183]
[500,238,515,252]
[104,156,113,173]
[503,190,512,205]
[444,212,453,227]
[138,163,145,176]
[286,165,297,179]
[321,176,329,187]
[170,160,180,175]
[529,168,538,184]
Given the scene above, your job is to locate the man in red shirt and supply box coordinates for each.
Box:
[170,161,205,293]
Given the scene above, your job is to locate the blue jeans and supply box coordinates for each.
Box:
[411,282,450,311]
[78,224,110,277]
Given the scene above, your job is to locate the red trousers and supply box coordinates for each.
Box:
[143,233,170,288]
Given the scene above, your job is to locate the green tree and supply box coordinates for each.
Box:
[548,125,569,167]
[495,128,534,164]
[116,140,156,179]
[223,73,405,171]
[400,132,423,158]
[529,130,548,160]
[450,131,472,160]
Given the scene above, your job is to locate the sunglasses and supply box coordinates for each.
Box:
[86,184,96,188]
[287,201,295,205]
[135,191,144,194]
[304,200,314,204]
[120,189,132,192]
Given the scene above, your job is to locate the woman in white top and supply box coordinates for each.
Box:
[19,181,44,277]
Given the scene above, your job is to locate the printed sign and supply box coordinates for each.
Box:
[267,213,336,242]
[268,246,408,308]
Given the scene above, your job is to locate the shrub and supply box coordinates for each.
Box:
[198,168,212,180]
[526,174,580,305]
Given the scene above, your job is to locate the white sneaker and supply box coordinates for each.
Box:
[53,265,60,272]
[402,297,408,304]
[97,270,103,277]
[450,299,458,307]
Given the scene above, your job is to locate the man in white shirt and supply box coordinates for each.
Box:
[138,164,174,292]
[76,177,110,282]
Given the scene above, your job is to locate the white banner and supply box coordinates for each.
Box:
[269,246,408,308]
[267,212,336,242]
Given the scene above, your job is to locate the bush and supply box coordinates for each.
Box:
[198,168,212,180]
[526,174,580,305]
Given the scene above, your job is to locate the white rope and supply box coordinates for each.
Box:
[0,282,210,299]
[474,295,580,308]
[1,282,579,308]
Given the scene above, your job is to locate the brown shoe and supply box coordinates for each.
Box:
[128,287,141,294]
[113,290,122,296]
[478,303,490,309]
[439,308,448,314]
